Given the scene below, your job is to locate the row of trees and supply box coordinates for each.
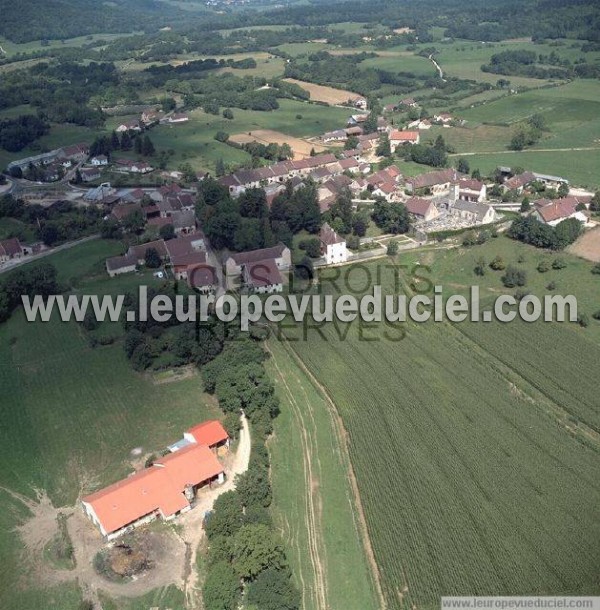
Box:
[507,216,583,250]
[201,336,300,610]
[0,261,58,324]
[89,131,155,158]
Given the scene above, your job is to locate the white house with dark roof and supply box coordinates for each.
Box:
[319,223,348,265]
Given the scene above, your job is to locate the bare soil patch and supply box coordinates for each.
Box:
[567,226,600,262]
[229,129,327,159]
[282,78,361,105]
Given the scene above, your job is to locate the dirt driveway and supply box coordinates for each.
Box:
[11,414,251,609]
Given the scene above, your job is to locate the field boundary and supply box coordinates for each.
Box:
[274,334,387,610]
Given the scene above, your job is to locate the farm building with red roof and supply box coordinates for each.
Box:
[81,420,230,539]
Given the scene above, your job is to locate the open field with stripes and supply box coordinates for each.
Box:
[284,239,600,609]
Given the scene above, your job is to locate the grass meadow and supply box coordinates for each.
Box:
[266,338,380,610]
[0,239,219,610]
[283,237,600,610]
[149,99,350,173]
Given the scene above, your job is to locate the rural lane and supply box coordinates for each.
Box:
[0,234,100,275]
[449,146,600,157]
[179,413,251,608]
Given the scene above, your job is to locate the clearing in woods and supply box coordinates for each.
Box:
[283,78,362,105]
[266,338,381,610]
[229,129,327,159]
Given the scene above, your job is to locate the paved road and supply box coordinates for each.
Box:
[449,147,600,157]
[0,234,100,275]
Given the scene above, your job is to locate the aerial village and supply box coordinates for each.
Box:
[1,97,595,297]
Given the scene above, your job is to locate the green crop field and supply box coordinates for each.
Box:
[0,240,220,610]
[281,239,600,610]
[451,149,600,189]
[266,338,380,610]
[421,124,513,153]
[148,100,349,173]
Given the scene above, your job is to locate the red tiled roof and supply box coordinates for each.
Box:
[320,222,344,246]
[187,264,217,289]
[0,237,23,257]
[231,243,287,266]
[390,130,419,142]
[129,239,168,260]
[405,197,433,217]
[244,258,283,288]
[171,251,206,268]
[536,197,580,223]
[82,443,223,534]
[408,169,461,190]
[187,420,229,447]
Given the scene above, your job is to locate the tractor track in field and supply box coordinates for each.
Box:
[267,342,329,610]
[271,337,388,610]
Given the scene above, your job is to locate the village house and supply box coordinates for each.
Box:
[165,113,189,124]
[449,199,497,225]
[388,130,420,152]
[399,97,418,108]
[503,171,537,194]
[218,153,340,197]
[320,222,348,265]
[81,420,228,540]
[111,203,142,223]
[533,197,587,226]
[170,209,197,234]
[141,108,164,124]
[80,167,101,182]
[353,97,368,110]
[187,263,218,293]
[105,253,137,277]
[128,239,168,265]
[171,420,230,453]
[0,237,24,262]
[531,172,569,189]
[243,258,284,293]
[433,113,453,124]
[404,197,440,222]
[372,181,399,202]
[456,178,487,202]
[225,243,291,288]
[90,155,108,166]
[344,126,364,137]
[58,143,90,164]
[116,119,142,133]
[405,168,463,195]
[322,129,347,143]
[164,232,207,279]
[115,159,154,174]
[408,119,432,130]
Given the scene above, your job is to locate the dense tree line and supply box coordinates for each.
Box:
[201,337,300,610]
[0,115,50,152]
[0,261,59,323]
[507,216,584,250]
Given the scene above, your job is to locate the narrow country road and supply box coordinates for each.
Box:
[449,146,600,157]
[179,413,251,608]
[0,234,100,275]
[429,54,446,81]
